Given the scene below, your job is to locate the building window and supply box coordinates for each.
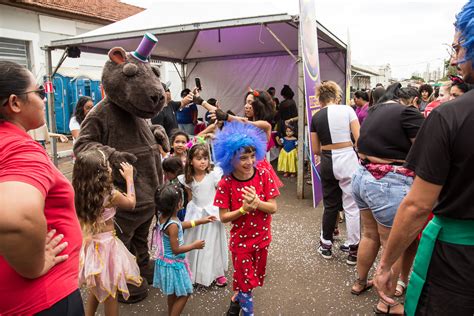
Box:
[0,37,31,69]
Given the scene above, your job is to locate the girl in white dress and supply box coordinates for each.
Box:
[178,143,228,287]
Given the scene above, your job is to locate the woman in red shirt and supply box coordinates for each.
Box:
[0,61,83,315]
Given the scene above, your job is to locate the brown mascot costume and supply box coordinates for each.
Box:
[74,33,169,303]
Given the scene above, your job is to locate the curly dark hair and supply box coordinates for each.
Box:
[74,96,92,125]
[184,144,213,184]
[72,149,114,233]
[244,90,276,123]
[418,84,433,98]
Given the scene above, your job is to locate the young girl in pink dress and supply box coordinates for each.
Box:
[73,149,141,315]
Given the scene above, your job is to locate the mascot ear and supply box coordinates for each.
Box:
[108,47,127,65]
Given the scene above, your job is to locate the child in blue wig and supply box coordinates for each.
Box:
[213,121,280,316]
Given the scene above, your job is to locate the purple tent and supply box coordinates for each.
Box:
[46,1,348,198]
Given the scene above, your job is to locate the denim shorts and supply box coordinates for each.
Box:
[351,165,413,227]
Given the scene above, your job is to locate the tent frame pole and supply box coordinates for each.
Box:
[296,29,305,199]
[325,52,345,74]
[44,48,58,166]
[264,24,299,62]
[181,63,187,90]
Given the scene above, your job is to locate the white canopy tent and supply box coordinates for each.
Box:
[46,1,348,198]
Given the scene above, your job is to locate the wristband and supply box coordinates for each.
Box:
[191,220,196,228]
[193,95,204,105]
[239,207,247,215]
[215,109,229,121]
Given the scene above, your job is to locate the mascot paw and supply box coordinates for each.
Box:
[152,125,170,152]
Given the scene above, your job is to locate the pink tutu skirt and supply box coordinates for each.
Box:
[79,231,142,302]
[257,158,284,188]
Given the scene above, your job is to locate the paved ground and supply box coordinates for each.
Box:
[55,145,382,315]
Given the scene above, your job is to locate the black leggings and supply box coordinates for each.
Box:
[35,289,84,316]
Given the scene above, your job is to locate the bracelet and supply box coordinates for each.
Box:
[193,95,204,105]
[191,220,196,228]
[239,207,247,215]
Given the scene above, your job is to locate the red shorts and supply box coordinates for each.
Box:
[231,247,268,292]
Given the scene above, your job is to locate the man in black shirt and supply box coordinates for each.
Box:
[374,2,474,315]
[151,85,193,138]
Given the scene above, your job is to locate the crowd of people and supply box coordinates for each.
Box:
[309,2,474,315]
[0,0,473,315]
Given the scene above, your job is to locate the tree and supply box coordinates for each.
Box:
[410,75,425,82]
[439,59,458,81]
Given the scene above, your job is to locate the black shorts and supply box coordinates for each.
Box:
[35,289,84,316]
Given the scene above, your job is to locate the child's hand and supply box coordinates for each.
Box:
[192,239,205,250]
[202,215,217,223]
[242,186,260,211]
[58,134,69,143]
[243,197,260,212]
[242,186,257,203]
[119,162,134,181]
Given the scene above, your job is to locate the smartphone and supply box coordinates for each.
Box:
[195,77,202,91]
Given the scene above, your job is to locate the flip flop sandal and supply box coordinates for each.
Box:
[394,280,406,297]
[373,302,404,315]
[350,278,373,296]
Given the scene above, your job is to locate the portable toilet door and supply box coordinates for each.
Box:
[70,77,90,123]
[90,80,103,105]
[52,74,70,134]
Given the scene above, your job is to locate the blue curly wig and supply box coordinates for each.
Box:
[455,0,474,64]
[213,121,267,175]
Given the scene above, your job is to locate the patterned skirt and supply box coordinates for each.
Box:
[79,231,142,302]
[153,256,193,297]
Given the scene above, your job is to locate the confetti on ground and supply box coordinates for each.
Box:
[58,158,381,315]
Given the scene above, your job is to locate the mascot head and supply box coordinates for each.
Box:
[101,33,165,118]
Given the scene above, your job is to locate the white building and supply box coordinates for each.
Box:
[351,64,381,90]
[0,0,143,82]
[374,64,392,87]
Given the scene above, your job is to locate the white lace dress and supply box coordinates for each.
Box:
[178,167,228,286]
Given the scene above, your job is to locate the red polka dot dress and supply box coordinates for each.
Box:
[214,167,280,291]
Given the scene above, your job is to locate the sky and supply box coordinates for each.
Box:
[123,0,467,79]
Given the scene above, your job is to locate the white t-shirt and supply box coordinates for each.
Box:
[310,104,357,145]
[69,116,80,132]
[27,124,50,142]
